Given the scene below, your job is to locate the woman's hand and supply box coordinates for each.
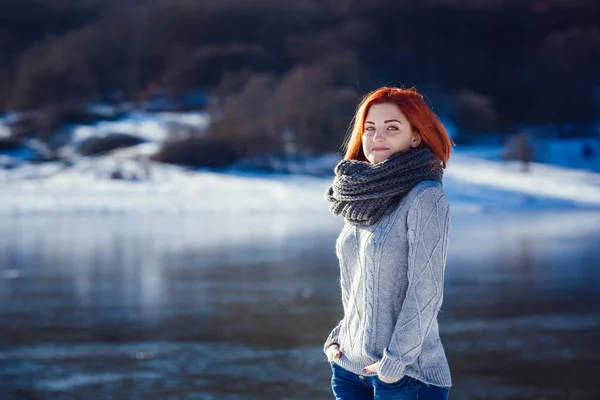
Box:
[325,344,342,362]
[361,362,398,384]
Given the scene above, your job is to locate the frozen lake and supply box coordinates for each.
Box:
[1,211,600,399]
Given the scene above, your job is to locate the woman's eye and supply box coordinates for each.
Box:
[387,126,398,131]
[364,127,375,134]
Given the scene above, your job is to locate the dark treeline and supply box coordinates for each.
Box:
[1,0,599,156]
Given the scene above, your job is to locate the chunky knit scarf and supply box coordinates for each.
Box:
[326,148,444,226]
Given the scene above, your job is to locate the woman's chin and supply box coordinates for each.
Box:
[371,157,387,165]
[366,153,381,164]
[371,154,391,164]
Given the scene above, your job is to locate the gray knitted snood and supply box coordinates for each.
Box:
[325,148,444,226]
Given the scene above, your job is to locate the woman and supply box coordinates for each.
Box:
[324,86,453,400]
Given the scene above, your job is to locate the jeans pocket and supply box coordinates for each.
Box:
[376,374,412,387]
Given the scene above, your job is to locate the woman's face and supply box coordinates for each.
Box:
[361,102,422,164]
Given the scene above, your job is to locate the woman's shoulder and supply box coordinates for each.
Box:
[389,180,446,219]
[406,180,446,204]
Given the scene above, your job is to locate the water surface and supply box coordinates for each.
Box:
[1,211,599,399]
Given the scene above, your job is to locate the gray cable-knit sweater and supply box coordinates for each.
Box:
[324,180,452,387]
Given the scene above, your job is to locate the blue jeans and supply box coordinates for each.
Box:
[330,362,450,400]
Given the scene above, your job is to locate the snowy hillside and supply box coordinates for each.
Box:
[2,110,600,215]
[2,146,600,215]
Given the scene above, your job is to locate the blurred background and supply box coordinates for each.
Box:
[1,0,600,399]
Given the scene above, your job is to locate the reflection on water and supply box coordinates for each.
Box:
[1,211,599,399]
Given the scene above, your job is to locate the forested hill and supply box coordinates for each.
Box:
[1,0,599,128]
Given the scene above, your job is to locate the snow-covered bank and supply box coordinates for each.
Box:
[445,152,600,212]
[0,159,330,215]
[2,148,600,215]
[69,111,210,147]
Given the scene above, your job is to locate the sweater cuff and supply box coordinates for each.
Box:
[378,348,407,382]
[323,330,340,353]
[323,338,340,354]
[323,321,342,353]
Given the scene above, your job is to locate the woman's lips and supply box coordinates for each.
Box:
[372,147,390,151]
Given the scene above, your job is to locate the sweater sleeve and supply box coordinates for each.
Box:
[323,319,344,354]
[377,186,451,381]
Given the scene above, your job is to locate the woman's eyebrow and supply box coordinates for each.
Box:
[364,119,402,124]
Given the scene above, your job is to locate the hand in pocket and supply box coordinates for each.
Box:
[325,344,342,362]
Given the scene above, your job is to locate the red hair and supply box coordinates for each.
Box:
[343,87,453,168]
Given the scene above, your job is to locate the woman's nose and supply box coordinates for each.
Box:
[373,131,385,142]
